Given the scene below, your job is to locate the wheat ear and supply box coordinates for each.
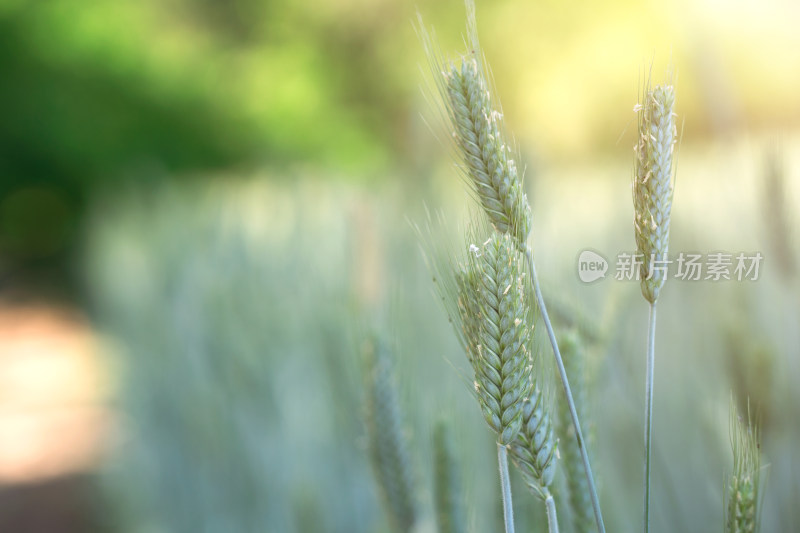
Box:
[509,388,560,533]
[725,400,762,533]
[454,230,534,533]
[456,231,533,446]
[558,330,595,533]
[363,337,418,532]
[444,59,532,248]
[421,0,531,249]
[433,422,467,533]
[634,82,677,304]
[633,78,677,533]
[510,390,557,499]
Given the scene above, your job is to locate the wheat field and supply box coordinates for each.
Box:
[86,126,800,531]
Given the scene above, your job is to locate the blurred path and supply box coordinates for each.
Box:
[0,301,109,531]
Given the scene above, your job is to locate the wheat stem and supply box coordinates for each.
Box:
[643,302,657,533]
[497,443,516,533]
[524,247,606,533]
[545,491,560,533]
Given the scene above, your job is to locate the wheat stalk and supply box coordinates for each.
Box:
[363,337,418,533]
[524,250,606,533]
[633,76,678,533]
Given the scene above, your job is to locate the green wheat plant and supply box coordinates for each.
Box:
[418,2,604,531]
[632,77,678,533]
[725,401,763,533]
[450,229,537,533]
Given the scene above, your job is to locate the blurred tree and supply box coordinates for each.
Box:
[0,6,254,291]
[0,0,418,293]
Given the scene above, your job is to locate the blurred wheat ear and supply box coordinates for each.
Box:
[363,337,418,533]
[433,422,467,533]
[725,400,763,533]
[557,329,595,533]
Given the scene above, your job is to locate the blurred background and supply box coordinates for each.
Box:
[0,0,798,531]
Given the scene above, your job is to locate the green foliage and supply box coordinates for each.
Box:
[0,7,255,271]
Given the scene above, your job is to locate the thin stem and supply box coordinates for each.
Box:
[497,443,515,533]
[544,491,560,533]
[524,247,605,533]
[643,302,657,533]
